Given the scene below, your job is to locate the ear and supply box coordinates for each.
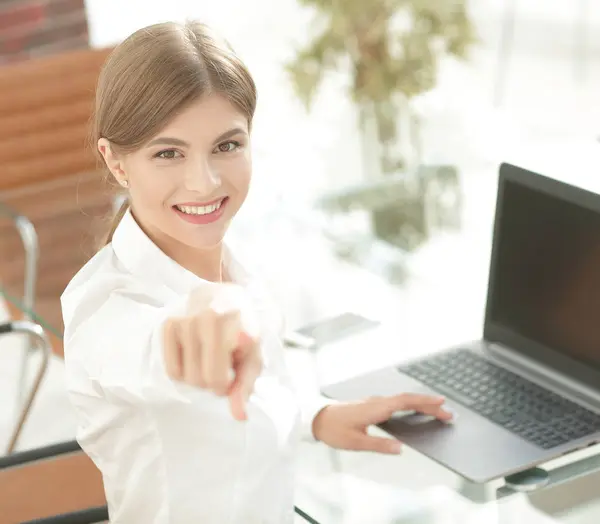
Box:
[98,138,128,187]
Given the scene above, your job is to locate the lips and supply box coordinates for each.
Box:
[172,197,228,225]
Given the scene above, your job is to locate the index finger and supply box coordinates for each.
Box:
[386,393,447,415]
[228,334,262,421]
[400,394,453,421]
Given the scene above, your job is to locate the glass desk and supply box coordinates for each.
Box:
[289,325,600,524]
[3,288,600,523]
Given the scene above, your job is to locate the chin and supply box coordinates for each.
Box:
[168,203,238,250]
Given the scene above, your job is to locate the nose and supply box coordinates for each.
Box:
[184,159,222,194]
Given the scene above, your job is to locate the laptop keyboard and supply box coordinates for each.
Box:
[398,349,600,449]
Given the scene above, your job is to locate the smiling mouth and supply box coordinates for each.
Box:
[174,198,225,216]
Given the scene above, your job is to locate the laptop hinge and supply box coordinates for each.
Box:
[486,342,600,410]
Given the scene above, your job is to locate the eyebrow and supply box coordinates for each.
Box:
[146,127,247,149]
[146,137,190,148]
[212,127,246,144]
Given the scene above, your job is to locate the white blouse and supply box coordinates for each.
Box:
[61,210,331,524]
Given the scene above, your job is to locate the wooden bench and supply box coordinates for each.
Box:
[0,47,114,356]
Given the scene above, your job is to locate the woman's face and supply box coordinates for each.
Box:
[99,94,251,254]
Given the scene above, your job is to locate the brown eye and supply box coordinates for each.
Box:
[156,149,180,159]
[216,141,240,153]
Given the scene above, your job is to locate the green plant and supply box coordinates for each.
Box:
[287,0,477,167]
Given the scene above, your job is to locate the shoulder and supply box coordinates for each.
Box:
[61,244,167,343]
[62,245,119,321]
[62,244,119,298]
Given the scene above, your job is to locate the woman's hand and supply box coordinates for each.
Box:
[162,283,262,422]
[312,394,453,454]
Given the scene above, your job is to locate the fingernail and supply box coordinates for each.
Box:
[390,441,402,454]
[444,406,457,423]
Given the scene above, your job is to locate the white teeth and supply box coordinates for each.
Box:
[176,200,223,215]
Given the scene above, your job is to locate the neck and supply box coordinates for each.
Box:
[176,243,224,282]
[167,240,224,282]
[131,211,224,282]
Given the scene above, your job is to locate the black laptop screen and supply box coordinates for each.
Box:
[487,176,600,372]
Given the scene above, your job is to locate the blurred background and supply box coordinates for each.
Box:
[1,0,600,522]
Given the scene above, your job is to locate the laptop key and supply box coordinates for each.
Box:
[421,380,476,407]
[489,411,512,425]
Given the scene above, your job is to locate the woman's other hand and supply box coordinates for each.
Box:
[312,394,453,454]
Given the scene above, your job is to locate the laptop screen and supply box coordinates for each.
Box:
[487,172,600,373]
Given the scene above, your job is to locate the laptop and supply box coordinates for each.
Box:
[322,163,600,483]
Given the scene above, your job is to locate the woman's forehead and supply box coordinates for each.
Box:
[157,95,248,138]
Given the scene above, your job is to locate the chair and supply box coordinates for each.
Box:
[0,441,106,524]
[0,320,51,455]
[0,47,114,425]
[0,440,322,523]
[0,203,39,413]
[0,46,114,360]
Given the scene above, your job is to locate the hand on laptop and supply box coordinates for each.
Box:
[312,393,453,454]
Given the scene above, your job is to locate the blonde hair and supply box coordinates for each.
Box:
[93,21,257,246]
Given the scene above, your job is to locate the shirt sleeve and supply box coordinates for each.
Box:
[265,345,335,441]
[62,279,192,407]
[256,292,336,441]
[298,395,336,441]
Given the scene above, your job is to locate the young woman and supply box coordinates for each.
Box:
[61,21,452,523]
